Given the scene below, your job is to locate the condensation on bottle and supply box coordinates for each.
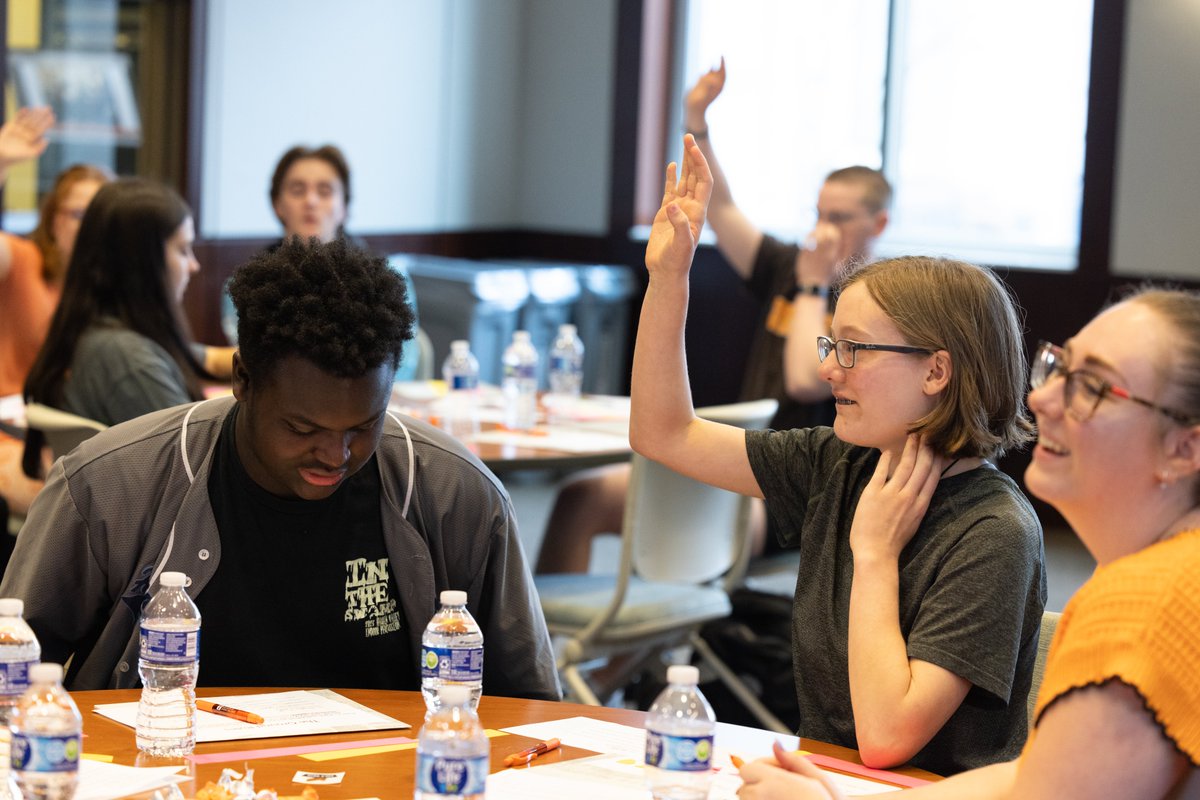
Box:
[501,330,539,430]
[420,591,484,716]
[10,662,80,800]
[644,665,716,800]
[415,684,488,800]
[136,571,201,757]
[548,323,585,398]
[441,340,481,440]
[0,598,40,799]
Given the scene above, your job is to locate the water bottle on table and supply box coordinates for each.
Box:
[137,571,201,756]
[645,664,716,800]
[420,590,484,715]
[10,662,80,800]
[548,323,585,397]
[0,598,40,799]
[441,340,481,440]
[501,330,539,430]
[415,684,488,800]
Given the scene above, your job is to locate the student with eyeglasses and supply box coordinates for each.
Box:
[740,289,1200,799]
[631,136,1046,776]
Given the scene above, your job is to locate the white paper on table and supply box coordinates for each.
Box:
[75,760,187,800]
[497,717,901,797]
[502,716,645,757]
[486,752,899,799]
[92,689,409,743]
[541,394,631,422]
[471,426,629,454]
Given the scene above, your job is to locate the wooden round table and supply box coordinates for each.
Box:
[73,688,937,798]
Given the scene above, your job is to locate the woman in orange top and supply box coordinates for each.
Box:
[738,289,1200,798]
[0,108,111,515]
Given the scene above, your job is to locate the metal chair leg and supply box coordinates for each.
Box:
[690,631,791,734]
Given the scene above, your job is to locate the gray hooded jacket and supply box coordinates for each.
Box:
[1,397,561,700]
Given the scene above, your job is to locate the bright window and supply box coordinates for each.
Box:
[676,0,1094,270]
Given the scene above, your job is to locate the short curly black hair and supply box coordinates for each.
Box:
[228,238,413,381]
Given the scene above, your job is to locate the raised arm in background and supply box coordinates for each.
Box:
[629,134,761,498]
[683,58,762,279]
[686,61,835,404]
[0,107,55,281]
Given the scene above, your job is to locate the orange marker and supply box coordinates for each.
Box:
[730,754,745,769]
[197,699,264,725]
[503,738,561,767]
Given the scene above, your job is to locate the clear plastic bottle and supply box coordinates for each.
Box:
[548,323,585,397]
[414,684,488,800]
[501,330,539,430]
[0,598,40,799]
[10,662,80,800]
[136,571,201,756]
[441,340,481,440]
[420,591,484,715]
[644,665,716,800]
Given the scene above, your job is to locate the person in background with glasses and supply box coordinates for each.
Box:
[535,60,890,575]
[683,58,891,424]
[740,290,1200,799]
[632,136,1045,776]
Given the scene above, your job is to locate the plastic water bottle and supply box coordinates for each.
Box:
[0,599,40,799]
[10,662,80,800]
[548,323,585,397]
[501,330,539,430]
[420,591,484,715]
[415,684,488,800]
[136,571,201,756]
[441,340,481,440]
[645,665,716,800]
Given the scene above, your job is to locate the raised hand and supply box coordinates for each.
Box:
[684,56,726,130]
[644,134,713,278]
[849,435,946,563]
[0,106,55,171]
[796,220,843,286]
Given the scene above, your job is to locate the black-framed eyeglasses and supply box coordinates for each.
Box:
[1030,340,1197,424]
[816,336,937,369]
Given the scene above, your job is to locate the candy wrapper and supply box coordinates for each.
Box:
[192,765,319,800]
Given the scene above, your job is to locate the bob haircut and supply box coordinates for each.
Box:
[24,178,208,408]
[837,255,1035,459]
[28,163,114,283]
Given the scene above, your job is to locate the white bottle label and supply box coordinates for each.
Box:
[0,660,36,696]
[421,646,484,682]
[645,731,713,772]
[11,732,80,772]
[416,752,487,795]
[140,626,200,664]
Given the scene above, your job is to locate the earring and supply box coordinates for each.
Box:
[1156,469,1173,489]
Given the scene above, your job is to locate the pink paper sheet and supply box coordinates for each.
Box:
[187,735,417,765]
[805,753,933,788]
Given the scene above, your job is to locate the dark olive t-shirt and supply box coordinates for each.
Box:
[198,405,415,689]
[746,426,1046,775]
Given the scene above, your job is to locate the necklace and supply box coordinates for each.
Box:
[940,458,961,478]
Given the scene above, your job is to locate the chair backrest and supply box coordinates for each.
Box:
[629,399,778,585]
[1027,609,1062,727]
[413,327,435,381]
[23,403,108,460]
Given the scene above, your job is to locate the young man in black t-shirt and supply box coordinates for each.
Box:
[3,239,560,700]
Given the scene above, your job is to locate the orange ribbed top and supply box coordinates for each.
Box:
[0,232,59,396]
[1031,527,1200,766]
